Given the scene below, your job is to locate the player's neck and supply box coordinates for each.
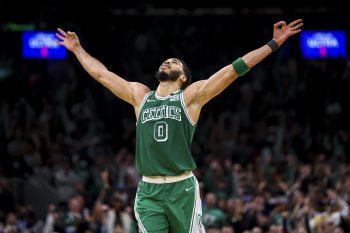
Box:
[156,81,181,97]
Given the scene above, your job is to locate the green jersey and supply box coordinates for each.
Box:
[135,90,197,176]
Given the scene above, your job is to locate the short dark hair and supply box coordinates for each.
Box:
[178,58,191,89]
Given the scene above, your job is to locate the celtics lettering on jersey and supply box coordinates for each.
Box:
[141,105,181,124]
[136,90,197,176]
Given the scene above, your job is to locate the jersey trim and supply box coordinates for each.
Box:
[180,92,196,126]
[155,90,181,100]
[136,91,154,126]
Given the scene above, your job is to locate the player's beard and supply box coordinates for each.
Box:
[156,70,183,82]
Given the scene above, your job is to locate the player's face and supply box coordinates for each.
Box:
[156,58,184,81]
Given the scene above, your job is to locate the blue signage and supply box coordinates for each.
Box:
[22,31,67,59]
[300,30,346,59]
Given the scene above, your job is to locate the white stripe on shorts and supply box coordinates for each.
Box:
[190,177,206,233]
[134,192,148,233]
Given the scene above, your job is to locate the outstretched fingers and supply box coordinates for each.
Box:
[57,28,67,37]
[288,19,303,31]
[56,33,65,41]
[288,19,303,35]
[288,19,303,27]
[56,28,67,45]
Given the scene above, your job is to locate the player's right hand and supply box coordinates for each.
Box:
[56,28,81,53]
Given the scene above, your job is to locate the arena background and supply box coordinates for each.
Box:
[1,2,350,233]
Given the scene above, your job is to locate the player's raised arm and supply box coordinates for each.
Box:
[55,28,150,110]
[185,19,303,109]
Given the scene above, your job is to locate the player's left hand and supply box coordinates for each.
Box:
[273,19,303,46]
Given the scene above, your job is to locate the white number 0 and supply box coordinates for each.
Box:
[154,121,168,142]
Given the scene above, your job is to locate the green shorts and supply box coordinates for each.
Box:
[134,173,205,233]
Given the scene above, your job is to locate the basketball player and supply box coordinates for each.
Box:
[56,18,303,232]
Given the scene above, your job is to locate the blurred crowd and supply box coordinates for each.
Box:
[1,14,350,233]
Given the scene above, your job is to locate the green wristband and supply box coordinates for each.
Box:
[232,57,250,76]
